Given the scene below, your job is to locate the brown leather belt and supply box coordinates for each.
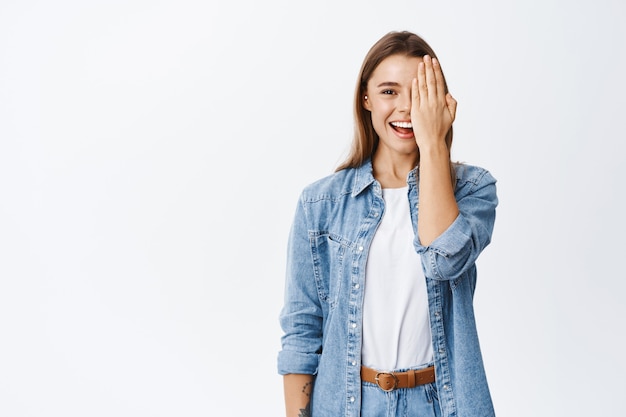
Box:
[361,365,435,392]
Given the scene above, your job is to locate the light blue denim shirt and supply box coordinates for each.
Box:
[278,160,498,417]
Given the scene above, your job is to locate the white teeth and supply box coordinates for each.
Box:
[391,121,413,128]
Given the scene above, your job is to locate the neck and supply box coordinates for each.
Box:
[372,151,417,188]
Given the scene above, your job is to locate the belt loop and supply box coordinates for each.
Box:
[408,369,416,388]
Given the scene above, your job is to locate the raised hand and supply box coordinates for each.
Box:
[410,55,457,150]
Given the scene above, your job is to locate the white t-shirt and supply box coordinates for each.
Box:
[361,186,433,371]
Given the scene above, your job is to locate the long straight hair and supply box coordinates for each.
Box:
[336,31,456,185]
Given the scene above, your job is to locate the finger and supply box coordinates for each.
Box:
[432,57,446,103]
[424,55,437,102]
[417,61,428,101]
[412,77,420,108]
[445,93,457,122]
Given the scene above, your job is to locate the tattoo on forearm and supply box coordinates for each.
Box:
[302,381,312,397]
[298,403,311,417]
[298,381,312,417]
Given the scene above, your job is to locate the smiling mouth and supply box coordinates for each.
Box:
[390,121,413,135]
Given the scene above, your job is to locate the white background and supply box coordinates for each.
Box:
[1,0,625,415]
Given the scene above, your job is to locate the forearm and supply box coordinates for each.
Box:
[417,142,459,246]
[283,373,314,417]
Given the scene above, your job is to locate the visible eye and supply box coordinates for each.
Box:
[381,89,395,95]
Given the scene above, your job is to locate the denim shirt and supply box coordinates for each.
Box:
[278,160,498,417]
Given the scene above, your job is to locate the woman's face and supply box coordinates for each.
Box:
[364,54,423,159]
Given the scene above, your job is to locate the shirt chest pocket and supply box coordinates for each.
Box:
[310,232,351,310]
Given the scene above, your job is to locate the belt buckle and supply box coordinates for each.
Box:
[375,372,398,392]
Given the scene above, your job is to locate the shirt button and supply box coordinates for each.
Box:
[373,212,378,217]
[350,396,355,402]
[354,283,360,289]
[351,323,357,328]
[351,361,357,366]
[439,348,445,353]
[358,246,364,251]
[434,312,440,317]
[443,384,450,390]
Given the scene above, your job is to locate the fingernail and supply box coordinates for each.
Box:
[433,58,438,66]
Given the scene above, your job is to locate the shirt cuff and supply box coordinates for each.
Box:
[277,350,320,375]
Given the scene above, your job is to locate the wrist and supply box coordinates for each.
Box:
[418,141,450,161]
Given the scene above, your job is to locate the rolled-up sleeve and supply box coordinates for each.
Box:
[414,168,498,281]
[277,196,323,375]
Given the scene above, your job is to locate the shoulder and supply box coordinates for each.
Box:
[453,163,497,189]
[299,167,359,203]
[453,163,498,205]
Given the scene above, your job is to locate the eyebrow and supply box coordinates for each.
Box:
[376,81,401,88]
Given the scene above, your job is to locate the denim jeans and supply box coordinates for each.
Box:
[361,364,441,417]
[361,382,441,417]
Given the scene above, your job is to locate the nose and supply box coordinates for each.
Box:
[399,93,411,113]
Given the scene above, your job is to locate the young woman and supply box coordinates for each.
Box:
[278,31,498,417]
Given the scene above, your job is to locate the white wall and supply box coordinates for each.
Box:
[1,0,624,415]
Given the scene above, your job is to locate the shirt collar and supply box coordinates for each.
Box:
[351,159,376,197]
[351,159,419,197]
